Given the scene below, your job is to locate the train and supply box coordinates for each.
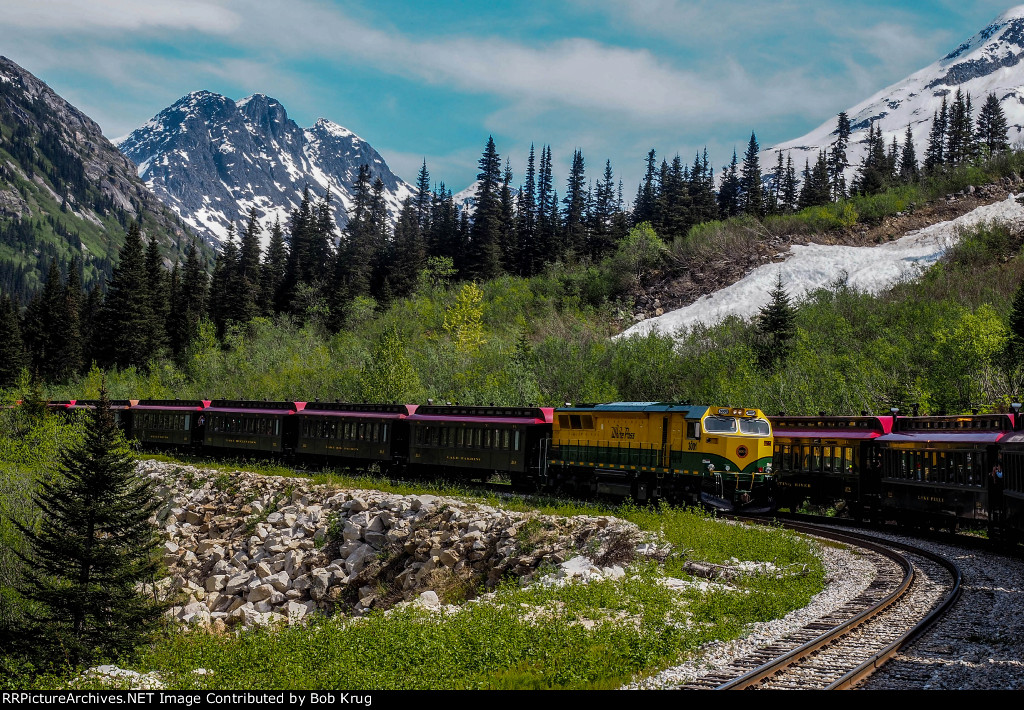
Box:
[39,398,1023,543]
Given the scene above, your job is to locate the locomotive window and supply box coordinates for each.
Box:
[581,416,594,429]
[558,415,570,428]
[687,421,701,439]
[739,418,770,435]
[704,417,737,433]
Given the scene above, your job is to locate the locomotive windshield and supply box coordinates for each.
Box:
[704,416,737,433]
[704,416,770,435]
[739,418,771,435]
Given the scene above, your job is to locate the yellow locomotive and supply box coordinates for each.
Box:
[546,402,774,511]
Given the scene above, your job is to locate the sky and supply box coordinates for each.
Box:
[1,0,1020,195]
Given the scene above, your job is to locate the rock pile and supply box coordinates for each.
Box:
[144,461,644,630]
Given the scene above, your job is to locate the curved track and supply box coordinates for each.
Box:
[679,522,961,690]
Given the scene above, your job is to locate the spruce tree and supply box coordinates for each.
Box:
[740,132,764,217]
[261,218,287,315]
[977,93,1010,155]
[633,149,658,226]
[563,149,587,257]
[101,222,153,370]
[144,238,169,360]
[467,136,504,280]
[828,112,851,200]
[780,153,798,213]
[13,387,166,668]
[717,149,741,217]
[924,97,948,174]
[754,273,797,372]
[0,293,25,388]
[899,125,919,183]
[516,145,538,275]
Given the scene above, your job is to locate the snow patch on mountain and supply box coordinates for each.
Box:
[619,194,1024,339]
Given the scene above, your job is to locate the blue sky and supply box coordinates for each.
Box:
[1,0,1018,194]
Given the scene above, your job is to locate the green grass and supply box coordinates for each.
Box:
[19,549,822,690]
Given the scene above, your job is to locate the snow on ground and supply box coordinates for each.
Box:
[619,194,1024,340]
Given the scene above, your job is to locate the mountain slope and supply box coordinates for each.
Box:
[0,56,197,299]
[768,5,1024,178]
[117,92,414,249]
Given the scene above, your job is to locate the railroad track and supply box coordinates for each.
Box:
[679,522,962,690]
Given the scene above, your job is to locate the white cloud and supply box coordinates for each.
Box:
[1,0,241,33]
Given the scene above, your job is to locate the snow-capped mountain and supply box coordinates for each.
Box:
[452,180,481,216]
[768,5,1024,179]
[117,91,413,248]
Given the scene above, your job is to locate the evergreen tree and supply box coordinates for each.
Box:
[368,177,392,303]
[59,262,84,381]
[413,160,432,235]
[341,166,376,298]
[261,218,287,315]
[280,187,316,310]
[389,198,426,300]
[536,146,558,265]
[740,132,764,217]
[780,153,798,213]
[899,125,920,182]
[689,149,719,225]
[22,258,63,381]
[977,93,1010,155]
[173,240,208,358]
[717,149,741,217]
[633,149,658,226]
[101,222,153,370]
[945,88,974,166]
[828,112,851,200]
[467,136,504,280]
[852,123,888,195]
[563,149,587,257]
[0,293,25,387]
[768,150,784,215]
[754,273,797,372]
[516,145,538,275]
[208,222,240,336]
[144,238,169,360]
[236,210,263,323]
[589,159,617,259]
[13,387,166,668]
[924,97,949,174]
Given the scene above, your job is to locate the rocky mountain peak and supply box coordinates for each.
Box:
[118,91,413,249]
